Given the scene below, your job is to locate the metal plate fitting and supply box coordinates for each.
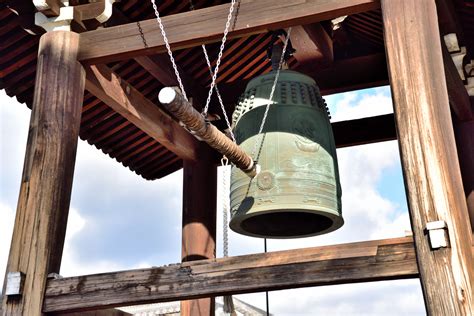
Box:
[5,272,26,296]
[426,220,449,249]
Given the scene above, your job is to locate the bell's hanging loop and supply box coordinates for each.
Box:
[229,70,343,239]
[221,156,229,166]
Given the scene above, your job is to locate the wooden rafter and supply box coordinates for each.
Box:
[108,7,207,105]
[134,54,207,106]
[77,0,380,63]
[84,64,200,161]
[332,114,396,148]
[43,237,417,313]
[218,53,389,105]
[441,41,473,121]
[292,23,333,69]
[436,0,473,121]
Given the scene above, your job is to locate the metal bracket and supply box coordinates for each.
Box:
[426,220,449,249]
[5,272,26,296]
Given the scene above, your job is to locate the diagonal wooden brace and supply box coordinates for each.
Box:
[159,87,257,177]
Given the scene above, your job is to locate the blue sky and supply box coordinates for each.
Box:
[0,87,425,315]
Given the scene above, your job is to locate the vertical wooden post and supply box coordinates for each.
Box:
[1,31,84,316]
[181,145,217,316]
[382,0,474,315]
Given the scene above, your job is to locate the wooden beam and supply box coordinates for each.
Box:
[38,0,63,17]
[181,145,218,316]
[219,53,389,105]
[292,23,333,69]
[84,64,200,161]
[43,237,417,313]
[382,0,474,315]
[55,309,132,316]
[441,39,473,121]
[78,0,380,63]
[134,54,207,107]
[435,0,465,43]
[1,31,84,316]
[107,7,207,105]
[332,113,396,148]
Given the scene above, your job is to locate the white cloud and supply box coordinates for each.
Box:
[328,87,394,122]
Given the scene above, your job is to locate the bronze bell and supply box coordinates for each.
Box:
[229,70,343,238]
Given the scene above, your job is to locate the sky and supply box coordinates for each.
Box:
[0,87,426,315]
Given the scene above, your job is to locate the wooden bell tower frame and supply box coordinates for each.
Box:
[1,0,473,315]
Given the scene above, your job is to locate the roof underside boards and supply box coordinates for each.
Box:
[1,0,472,180]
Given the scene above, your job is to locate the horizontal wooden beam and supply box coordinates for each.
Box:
[134,54,207,107]
[108,7,208,106]
[43,237,417,313]
[78,0,380,63]
[441,41,473,121]
[84,65,200,161]
[292,23,334,69]
[333,113,397,148]
[218,53,389,106]
[55,309,132,316]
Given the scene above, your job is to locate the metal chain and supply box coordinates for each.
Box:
[202,45,236,142]
[137,21,148,48]
[221,157,230,257]
[202,0,237,116]
[151,0,237,117]
[251,27,292,159]
[150,0,188,101]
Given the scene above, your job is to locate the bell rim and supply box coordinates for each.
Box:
[229,207,344,239]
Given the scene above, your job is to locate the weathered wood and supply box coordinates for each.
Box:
[107,7,208,106]
[382,0,474,315]
[1,31,85,316]
[84,64,200,161]
[292,23,333,69]
[332,113,397,148]
[78,0,380,63]
[435,0,465,44]
[181,145,218,316]
[441,41,473,121]
[55,309,132,316]
[43,237,417,313]
[218,53,389,105]
[134,54,207,107]
[38,0,63,17]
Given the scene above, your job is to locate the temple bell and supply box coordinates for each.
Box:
[229,69,343,239]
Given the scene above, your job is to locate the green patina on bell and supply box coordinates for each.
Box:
[229,70,343,238]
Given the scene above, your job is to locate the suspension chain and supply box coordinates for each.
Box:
[221,157,230,257]
[202,0,237,116]
[202,45,236,142]
[150,0,237,115]
[251,27,292,159]
[150,0,188,101]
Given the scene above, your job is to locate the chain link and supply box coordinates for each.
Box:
[221,158,230,257]
[151,0,237,118]
[202,0,237,116]
[251,27,292,159]
[202,45,236,142]
[150,0,188,101]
